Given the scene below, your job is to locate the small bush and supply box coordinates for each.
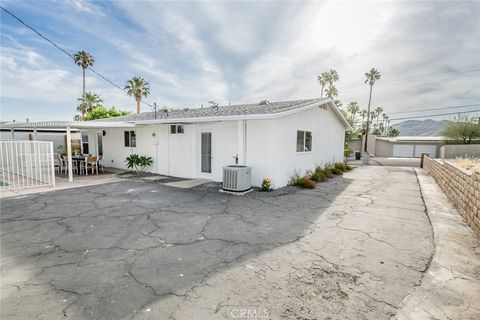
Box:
[311,166,328,182]
[345,164,354,171]
[261,177,271,191]
[331,167,343,175]
[300,177,316,189]
[289,173,303,186]
[125,154,153,174]
[334,162,346,172]
[323,166,333,178]
[289,173,316,189]
[344,147,353,158]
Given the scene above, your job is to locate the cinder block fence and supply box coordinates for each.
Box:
[423,156,480,234]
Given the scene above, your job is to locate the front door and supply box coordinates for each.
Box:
[201,132,212,173]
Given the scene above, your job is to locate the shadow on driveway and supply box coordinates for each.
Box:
[1,175,352,319]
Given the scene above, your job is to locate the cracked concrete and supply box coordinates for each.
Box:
[0,166,444,319]
[394,169,480,320]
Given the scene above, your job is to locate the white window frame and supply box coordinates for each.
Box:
[170,124,185,135]
[81,131,89,154]
[296,130,312,153]
[124,130,136,148]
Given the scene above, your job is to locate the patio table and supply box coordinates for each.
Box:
[72,156,86,174]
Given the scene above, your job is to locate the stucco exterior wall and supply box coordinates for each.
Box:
[375,139,392,157]
[271,106,345,188]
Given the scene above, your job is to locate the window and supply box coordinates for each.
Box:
[124,131,136,147]
[170,124,185,134]
[81,131,89,154]
[296,130,312,152]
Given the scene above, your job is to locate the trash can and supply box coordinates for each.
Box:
[355,152,361,160]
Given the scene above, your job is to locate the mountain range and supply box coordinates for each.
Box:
[391,119,451,136]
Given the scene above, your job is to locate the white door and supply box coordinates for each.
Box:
[393,144,414,157]
[201,132,212,174]
[414,144,437,158]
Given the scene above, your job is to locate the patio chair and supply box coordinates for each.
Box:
[54,153,62,173]
[85,156,98,175]
[61,155,78,175]
[98,155,105,173]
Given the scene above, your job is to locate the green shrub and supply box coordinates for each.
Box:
[331,167,343,175]
[323,166,333,178]
[344,147,353,158]
[125,154,153,174]
[289,173,316,189]
[334,162,347,172]
[289,173,303,186]
[345,164,354,171]
[311,166,328,182]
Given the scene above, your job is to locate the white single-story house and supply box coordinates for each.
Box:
[0,98,351,188]
[96,98,351,188]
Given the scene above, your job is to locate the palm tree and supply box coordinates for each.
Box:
[382,113,388,135]
[73,51,95,100]
[317,69,339,99]
[363,68,381,153]
[317,71,331,99]
[374,107,384,127]
[125,76,150,113]
[346,101,360,119]
[325,85,338,99]
[328,69,339,85]
[77,92,103,117]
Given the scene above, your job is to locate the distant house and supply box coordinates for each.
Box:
[1,98,351,188]
[348,135,442,158]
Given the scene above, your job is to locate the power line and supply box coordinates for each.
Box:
[340,67,480,94]
[352,109,480,124]
[1,6,154,108]
[389,110,480,121]
[388,103,480,115]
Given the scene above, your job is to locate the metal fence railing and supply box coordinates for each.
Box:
[0,141,56,190]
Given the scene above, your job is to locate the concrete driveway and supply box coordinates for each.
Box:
[1,166,434,320]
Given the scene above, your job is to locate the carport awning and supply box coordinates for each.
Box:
[0,120,135,184]
[0,120,135,130]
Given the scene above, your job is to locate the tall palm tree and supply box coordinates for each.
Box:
[346,101,360,119]
[77,92,103,117]
[325,85,338,99]
[73,51,95,101]
[317,71,331,99]
[363,68,381,152]
[125,76,150,113]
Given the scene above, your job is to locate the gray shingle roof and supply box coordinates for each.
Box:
[98,98,326,122]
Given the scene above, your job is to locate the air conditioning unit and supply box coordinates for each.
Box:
[223,165,252,192]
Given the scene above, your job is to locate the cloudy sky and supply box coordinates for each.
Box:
[1,0,479,122]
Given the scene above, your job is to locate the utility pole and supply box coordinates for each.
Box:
[153,103,158,119]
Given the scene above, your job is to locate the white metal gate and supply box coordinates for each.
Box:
[0,141,56,190]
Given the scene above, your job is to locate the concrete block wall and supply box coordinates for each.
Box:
[423,156,480,234]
